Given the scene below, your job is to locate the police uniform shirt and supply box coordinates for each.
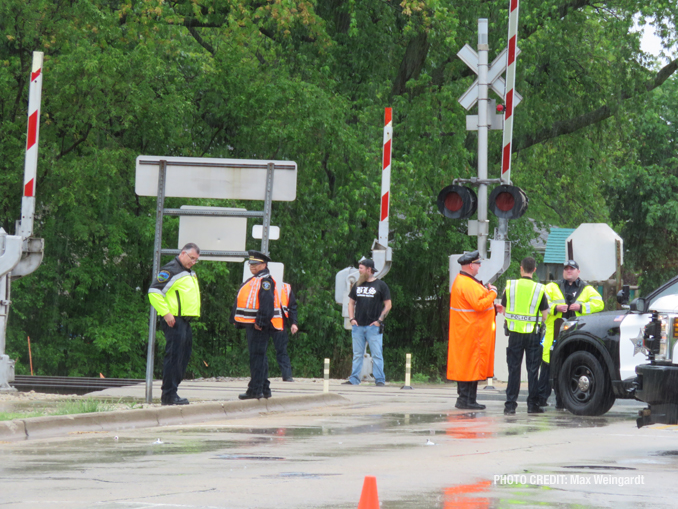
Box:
[348,279,391,326]
[254,270,276,328]
[560,278,583,320]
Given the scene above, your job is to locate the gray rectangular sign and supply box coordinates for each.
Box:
[135,156,297,201]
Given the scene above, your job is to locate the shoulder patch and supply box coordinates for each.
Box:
[262,281,271,291]
[157,270,170,283]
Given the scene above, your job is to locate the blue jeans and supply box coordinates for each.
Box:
[349,325,385,384]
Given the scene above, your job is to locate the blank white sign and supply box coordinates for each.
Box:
[135,155,297,201]
[252,225,280,240]
[178,206,247,262]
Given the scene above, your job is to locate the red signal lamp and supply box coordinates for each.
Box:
[496,104,505,114]
[489,185,528,219]
[437,185,477,220]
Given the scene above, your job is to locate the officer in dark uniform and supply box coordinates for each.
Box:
[148,243,201,406]
[230,250,283,400]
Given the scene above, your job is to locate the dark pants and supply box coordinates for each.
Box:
[538,360,563,406]
[505,331,542,411]
[160,317,193,402]
[246,326,272,397]
[456,381,479,405]
[272,329,293,380]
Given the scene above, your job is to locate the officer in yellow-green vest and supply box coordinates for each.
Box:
[148,243,201,406]
[501,257,549,415]
[538,259,604,408]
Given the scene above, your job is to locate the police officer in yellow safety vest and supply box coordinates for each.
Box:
[230,250,283,400]
[538,259,604,408]
[501,257,549,415]
[273,282,298,382]
[148,243,201,406]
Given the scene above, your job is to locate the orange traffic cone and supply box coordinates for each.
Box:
[357,476,379,509]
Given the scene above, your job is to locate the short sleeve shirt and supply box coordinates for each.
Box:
[349,279,391,326]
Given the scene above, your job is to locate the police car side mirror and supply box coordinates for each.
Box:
[616,285,630,305]
[630,297,647,313]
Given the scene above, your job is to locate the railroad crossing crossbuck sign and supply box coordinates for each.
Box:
[457,45,523,113]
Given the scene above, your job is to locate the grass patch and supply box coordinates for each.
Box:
[0,411,46,421]
[0,398,114,421]
[51,398,114,415]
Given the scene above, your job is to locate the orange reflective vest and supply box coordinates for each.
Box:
[234,275,283,330]
[447,273,497,381]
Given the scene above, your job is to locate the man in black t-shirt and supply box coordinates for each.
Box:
[344,259,392,386]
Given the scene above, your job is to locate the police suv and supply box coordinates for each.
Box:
[550,276,678,425]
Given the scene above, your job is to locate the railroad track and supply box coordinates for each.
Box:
[10,375,144,395]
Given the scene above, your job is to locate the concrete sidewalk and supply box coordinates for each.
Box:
[0,377,520,443]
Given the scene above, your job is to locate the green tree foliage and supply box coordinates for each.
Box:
[0,0,676,379]
[608,80,678,294]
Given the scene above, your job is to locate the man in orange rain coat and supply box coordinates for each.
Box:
[448,250,498,410]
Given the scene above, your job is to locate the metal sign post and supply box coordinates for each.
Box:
[451,13,523,286]
[144,160,167,404]
[261,162,275,255]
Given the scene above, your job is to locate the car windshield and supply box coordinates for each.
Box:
[649,279,678,307]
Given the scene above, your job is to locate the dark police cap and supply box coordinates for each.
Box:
[458,250,481,266]
[359,258,375,270]
[248,250,271,264]
[564,259,579,269]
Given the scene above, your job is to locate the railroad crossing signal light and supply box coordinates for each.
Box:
[437,185,477,220]
[489,185,529,219]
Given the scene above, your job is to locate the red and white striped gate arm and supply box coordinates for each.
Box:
[378,107,392,247]
[500,0,520,184]
[19,52,44,240]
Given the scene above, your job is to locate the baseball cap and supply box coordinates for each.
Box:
[564,260,579,269]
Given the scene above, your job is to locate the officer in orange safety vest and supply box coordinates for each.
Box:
[273,282,298,381]
[448,250,499,410]
[230,250,283,400]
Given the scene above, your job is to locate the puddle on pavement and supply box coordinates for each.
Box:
[1,436,244,474]
[213,453,285,460]
[316,479,604,509]
[262,471,342,479]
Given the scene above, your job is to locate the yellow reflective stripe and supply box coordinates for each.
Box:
[509,280,517,313]
[529,283,544,315]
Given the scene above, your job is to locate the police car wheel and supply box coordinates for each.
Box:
[558,350,611,416]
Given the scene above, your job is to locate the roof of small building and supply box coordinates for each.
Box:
[543,228,576,264]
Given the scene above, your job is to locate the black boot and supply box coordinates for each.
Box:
[455,382,475,409]
[468,382,486,410]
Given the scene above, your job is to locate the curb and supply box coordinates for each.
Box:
[0,393,348,442]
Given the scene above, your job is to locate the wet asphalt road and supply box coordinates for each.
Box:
[1,384,677,509]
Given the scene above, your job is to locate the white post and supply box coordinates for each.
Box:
[476,19,489,259]
[401,353,413,390]
[501,0,521,184]
[323,358,330,393]
[19,52,44,241]
[378,108,392,248]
